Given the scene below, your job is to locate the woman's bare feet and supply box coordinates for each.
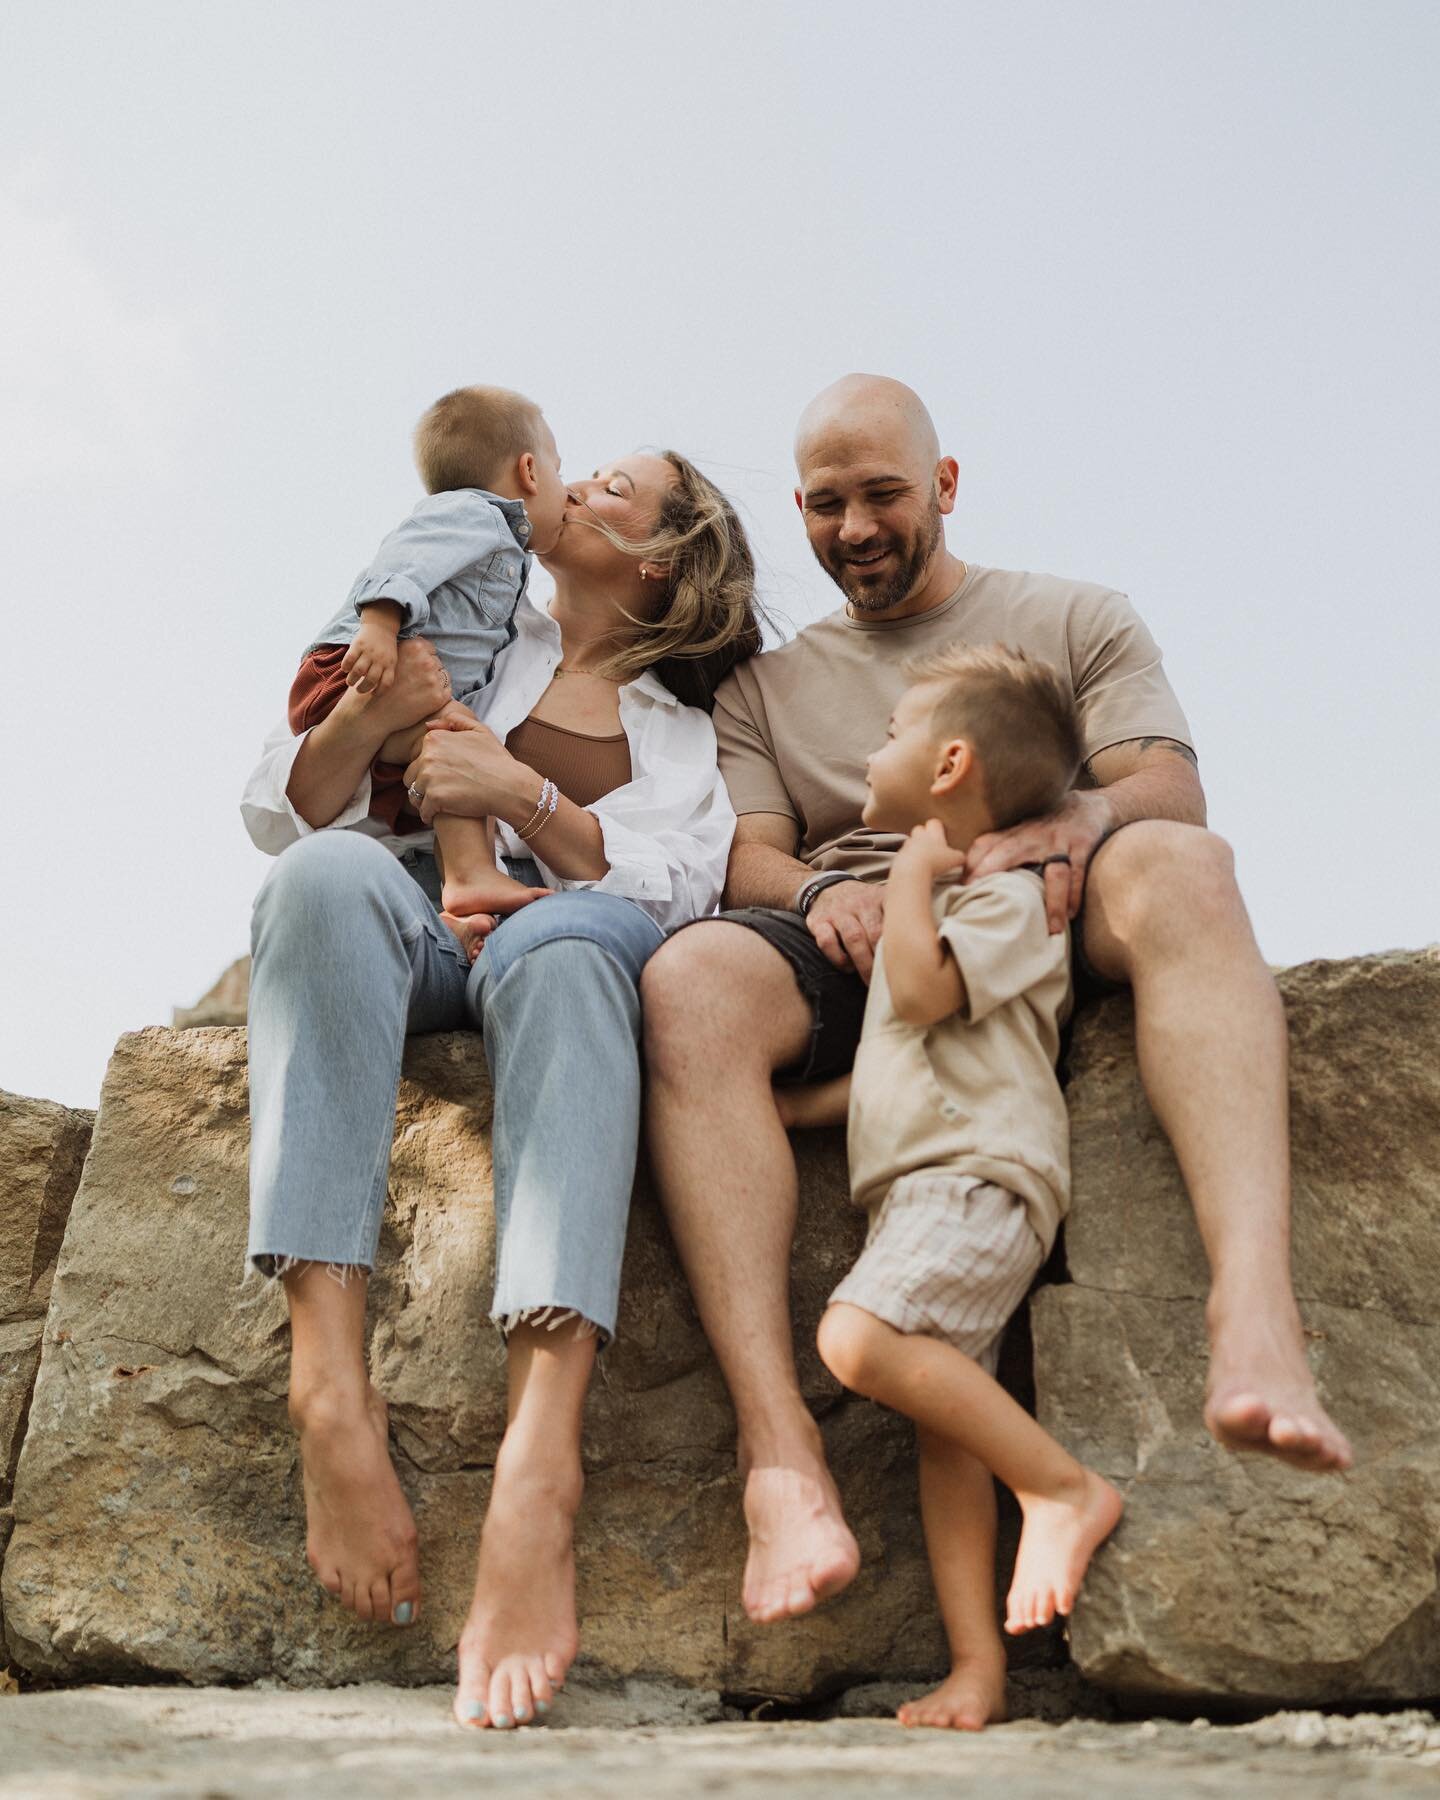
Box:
[292,1380,421,1626]
[741,1462,861,1623]
[1004,1468,1123,1634]
[452,1449,582,1731]
[1205,1296,1353,1472]
[898,1649,1008,1730]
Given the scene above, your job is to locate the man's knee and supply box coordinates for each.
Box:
[641,923,802,1078]
[1090,822,1240,948]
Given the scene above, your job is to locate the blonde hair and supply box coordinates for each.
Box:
[588,451,764,709]
[904,643,1083,829]
[413,385,547,494]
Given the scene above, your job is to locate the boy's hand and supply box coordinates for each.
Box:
[894,819,968,882]
[342,619,401,695]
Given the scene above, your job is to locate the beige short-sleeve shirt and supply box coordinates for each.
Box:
[847,869,1072,1249]
[714,565,1193,882]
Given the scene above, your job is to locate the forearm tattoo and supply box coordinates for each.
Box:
[1084,737,1199,783]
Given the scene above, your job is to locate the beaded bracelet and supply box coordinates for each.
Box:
[516,777,560,842]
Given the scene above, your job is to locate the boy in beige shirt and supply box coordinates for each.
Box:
[794,642,1123,1731]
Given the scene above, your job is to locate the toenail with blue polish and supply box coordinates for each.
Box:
[535,1700,550,1716]
[393,1601,414,1625]
[516,1708,531,1722]
[494,1713,512,1729]
[461,1700,485,1722]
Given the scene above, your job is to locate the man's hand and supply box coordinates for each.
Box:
[807,877,885,984]
[341,605,405,695]
[894,819,967,884]
[964,788,1116,934]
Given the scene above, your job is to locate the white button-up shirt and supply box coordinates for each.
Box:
[241,593,737,930]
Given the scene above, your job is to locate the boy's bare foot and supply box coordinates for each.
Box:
[293,1382,421,1626]
[452,1453,582,1731]
[897,1650,1008,1730]
[741,1462,861,1623]
[441,911,501,965]
[442,870,553,922]
[1205,1298,1353,1472]
[1004,1469,1124,1634]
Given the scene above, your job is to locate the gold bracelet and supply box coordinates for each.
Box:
[516,778,560,842]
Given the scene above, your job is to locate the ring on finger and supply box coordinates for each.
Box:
[408,783,424,805]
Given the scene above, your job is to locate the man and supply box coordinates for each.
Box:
[641,374,1352,1640]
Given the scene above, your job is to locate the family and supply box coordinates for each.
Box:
[239,374,1352,1735]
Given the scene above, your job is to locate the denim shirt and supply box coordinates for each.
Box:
[304,489,532,699]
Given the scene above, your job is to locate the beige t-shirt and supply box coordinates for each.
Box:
[714,566,1194,882]
[848,869,1072,1249]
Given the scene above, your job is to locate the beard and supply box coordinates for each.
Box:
[813,494,943,613]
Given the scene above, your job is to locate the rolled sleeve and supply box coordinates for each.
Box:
[350,570,432,632]
[936,876,1069,1023]
[239,720,373,856]
[1070,591,1193,758]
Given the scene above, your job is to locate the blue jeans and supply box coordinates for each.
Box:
[246,831,664,1341]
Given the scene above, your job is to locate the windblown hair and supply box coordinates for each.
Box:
[589,451,765,710]
[413,385,547,495]
[904,643,1083,830]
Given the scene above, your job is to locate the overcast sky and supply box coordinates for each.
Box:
[3,1,1436,1110]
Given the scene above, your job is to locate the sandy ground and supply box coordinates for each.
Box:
[2,1684,1440,1800]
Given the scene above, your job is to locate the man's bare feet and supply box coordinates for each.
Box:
[741,1463,861,1623]
[452,1450,582,1731]
[293,1381,421,1626]
[897,1650,1008,1730]
[1004,1469,1124,1634]
[1205,1299,1353,1472]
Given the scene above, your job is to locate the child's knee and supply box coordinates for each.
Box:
[817,1302,883,1394]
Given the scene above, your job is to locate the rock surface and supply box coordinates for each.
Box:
[1032,947,1440,1705]
[0,1091,93,1658]
[173,956,250,1027]
[2,1027,960,1696]
[1,1686,1437,1800]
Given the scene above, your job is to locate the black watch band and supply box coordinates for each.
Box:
[795,871,857,916]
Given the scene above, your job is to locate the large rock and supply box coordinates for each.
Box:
[173,957,250,1028]
[0,1091,94,1656]
[2,1027,957,1695]
[1032,947,1440,1705]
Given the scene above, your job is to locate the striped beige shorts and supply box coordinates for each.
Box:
[829,1172,1045,1374]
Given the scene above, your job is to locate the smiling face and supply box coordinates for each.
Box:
[862,681,950,832]
[543,452,678,581]
[794,375,957,615]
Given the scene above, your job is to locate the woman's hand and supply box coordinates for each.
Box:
[375,699,477,768]
[404,720,535,825]
[353,638,453,742]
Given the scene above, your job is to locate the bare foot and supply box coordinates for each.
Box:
[741,1463,861,1623]
[453,1452,582,1731]
[1205,1302,1353,1472]
[898,1651,1008,1730]
[442,870,552,921]
[1005,1468,1124,1634]
[293,1382,421,1626]
[440,910,500,965]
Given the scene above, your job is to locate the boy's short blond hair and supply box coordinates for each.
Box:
[904,643,1083,830]
[413,385,547,495]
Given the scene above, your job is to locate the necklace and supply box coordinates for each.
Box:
[554,664,620,681]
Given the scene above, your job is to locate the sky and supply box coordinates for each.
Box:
[2,1,1436,1111]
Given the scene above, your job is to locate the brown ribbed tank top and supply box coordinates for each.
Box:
[505,715,632,809]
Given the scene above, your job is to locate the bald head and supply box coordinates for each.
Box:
[794,373,940,477]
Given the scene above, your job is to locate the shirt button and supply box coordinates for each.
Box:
[940,1101,960,1120]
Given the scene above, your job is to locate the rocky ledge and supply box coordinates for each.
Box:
[1,946,1436,1708]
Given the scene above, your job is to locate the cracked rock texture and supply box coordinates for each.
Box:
[2,1027,960,1695]
[0,1090,93,1657]
[1033,947,1440,1705]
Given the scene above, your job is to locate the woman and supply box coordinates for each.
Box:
[239,451,761,1731]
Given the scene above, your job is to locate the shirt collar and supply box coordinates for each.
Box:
[470,487,533,550]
